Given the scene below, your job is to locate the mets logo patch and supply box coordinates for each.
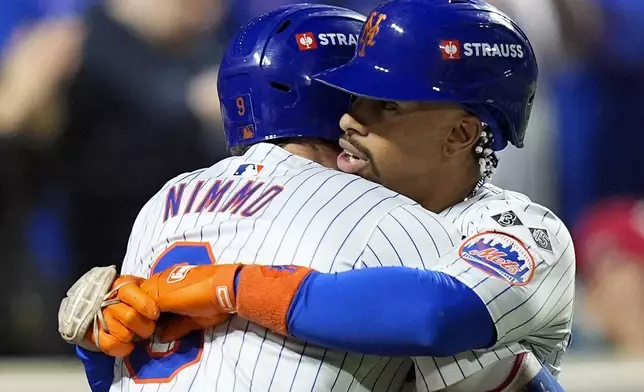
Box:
[459,232,536,286]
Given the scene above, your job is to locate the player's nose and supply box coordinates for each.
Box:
[340,113,368,137]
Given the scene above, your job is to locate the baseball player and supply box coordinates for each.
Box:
[134,0,574,391]
[58,4,467,391]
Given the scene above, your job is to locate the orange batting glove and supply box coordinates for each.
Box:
[139,264,240,343]
[156,314,230,343]
[140,264,241,318]
[140,264,314,338]
[84,275,160,357]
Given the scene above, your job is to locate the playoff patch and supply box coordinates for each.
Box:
[459,232,535,286]
[491,210,523,227]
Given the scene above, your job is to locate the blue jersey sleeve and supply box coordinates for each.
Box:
[75,346,116,392]
[284,267,496,357]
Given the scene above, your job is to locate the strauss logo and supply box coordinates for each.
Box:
[441,40,460,59]
[299,33,314,49]
[358,12,388,57]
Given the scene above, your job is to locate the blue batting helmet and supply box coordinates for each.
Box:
[218,4,366,150]
[314,0,538,150]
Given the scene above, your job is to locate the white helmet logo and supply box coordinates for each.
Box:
[299,34,314,49]
[444,41,458,58]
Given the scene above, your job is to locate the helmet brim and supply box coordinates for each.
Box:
[314,60,513,151]
[314,61,453,103]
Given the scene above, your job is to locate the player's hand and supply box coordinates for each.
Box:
[157,314,230,343]
[139,264,241,319]
[59,267,160,358]
[83,276,160,357]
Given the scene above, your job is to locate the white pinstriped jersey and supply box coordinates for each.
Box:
[405,184,575,392]
[110,143,462,392]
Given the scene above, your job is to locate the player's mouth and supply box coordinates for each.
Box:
[337,138,369,174]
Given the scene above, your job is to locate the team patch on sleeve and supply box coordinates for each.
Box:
[529,227,553,252]
[459,232,536,286]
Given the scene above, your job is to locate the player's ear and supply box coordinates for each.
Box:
[443,115,481,158]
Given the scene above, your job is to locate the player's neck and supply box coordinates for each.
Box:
[282,142,340,169]
[414,165,481,213]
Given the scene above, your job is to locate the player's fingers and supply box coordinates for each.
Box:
[113,275,143,285]
[87,328,134,357]
[193,314,230,329]
[110,275,143,295]
[103,311,134,343]
[138,276,159,301]
[117,283,160,321]
[160,314,230,343]
[104,303,156,339]
[159,316,202,343]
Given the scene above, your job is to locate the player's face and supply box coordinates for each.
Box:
[338,97,473,199]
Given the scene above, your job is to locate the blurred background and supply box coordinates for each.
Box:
[1,0,644,390]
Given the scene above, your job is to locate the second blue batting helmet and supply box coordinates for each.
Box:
[314,0,538,150]
[218,4,366,151]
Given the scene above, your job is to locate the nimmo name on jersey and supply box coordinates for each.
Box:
[163,179,284,222]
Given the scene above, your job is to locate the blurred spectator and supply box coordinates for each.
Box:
[56,0,229,290]
[549,0,644,225]
[574,198,644,355]
[0,0,92,356]
[1,0,231,356]
[0,21,84,138]
[483,0,561,208]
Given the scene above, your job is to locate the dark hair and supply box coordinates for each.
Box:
[229,137,340,156]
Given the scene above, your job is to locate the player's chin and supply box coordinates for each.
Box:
[357,167,380,183]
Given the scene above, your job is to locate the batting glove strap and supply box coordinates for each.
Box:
[236,265,314,336]
[210,264,243,313]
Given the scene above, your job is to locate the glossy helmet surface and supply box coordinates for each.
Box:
[218,4,366,150]
[314,0,538,150]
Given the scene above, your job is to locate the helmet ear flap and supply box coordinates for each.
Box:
[517,92,536,146]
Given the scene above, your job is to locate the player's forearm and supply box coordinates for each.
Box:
[234,266,496,357]
[75,346,116,392]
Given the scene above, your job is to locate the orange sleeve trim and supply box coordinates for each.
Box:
[236,265,314,336]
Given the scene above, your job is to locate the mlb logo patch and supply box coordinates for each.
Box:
[234,164,264,176]
[440,40,460,60]
[296,32,318,50]
[459,232,535,286]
